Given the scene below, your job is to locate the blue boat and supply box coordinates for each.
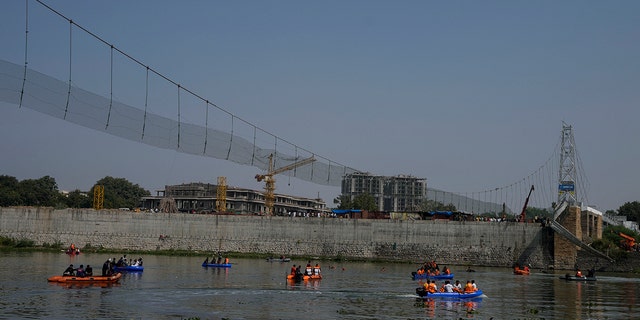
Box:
[416,287,483,299]
[412,272,454,280]
[114,265,144,272]
[202,262,231,268]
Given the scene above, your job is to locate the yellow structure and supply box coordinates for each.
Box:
[93,185,104,210]
[216,176,227,212]
[255,154,316,215]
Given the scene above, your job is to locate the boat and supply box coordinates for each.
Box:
[286,273,322,281]
[560,274,596,281]
[47,272,122,284]
[202,262,232,268]
[412,272,454,280]
[113,265,144,272]
[266,257,291,262]
[416,287,483,299]
[513,267,530,275]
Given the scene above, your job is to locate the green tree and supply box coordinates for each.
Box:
[526,207,552,220]
[64,189,91,208]
[352,193,377,211]
[334,195,353,210]
[618,201,640,222]
[0,175,21,206]
[17,176,62,207]
[90,176,150,209]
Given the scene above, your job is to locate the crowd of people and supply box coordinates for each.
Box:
[203,255,230,265]
[415,260,451,277]
[289,261,322,278]
[62,264,92,277]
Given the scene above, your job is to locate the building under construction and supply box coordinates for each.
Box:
[141,182,328,215]
[341,172,426,212]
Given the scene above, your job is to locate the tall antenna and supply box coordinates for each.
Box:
[558,122,578,205]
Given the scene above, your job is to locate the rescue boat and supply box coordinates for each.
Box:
[47,272,122,284]
[412,272,454,280]
[416,287,483,299]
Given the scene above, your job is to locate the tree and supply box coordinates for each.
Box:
[90,176,150,209]
[336,194,377,211]
[526,207,552,220]
[64,189,91,208]
[334,195,353,210]
[352,193,377,211]
[0,175,21,206]
[17,176,62,207]
[618,201,640,222]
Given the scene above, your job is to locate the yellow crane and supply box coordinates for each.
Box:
[255,154,316,215]
[216,176,227,212]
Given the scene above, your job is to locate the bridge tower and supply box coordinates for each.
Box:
[558,122,578,205]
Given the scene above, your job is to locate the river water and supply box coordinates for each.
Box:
[0,251,638,320]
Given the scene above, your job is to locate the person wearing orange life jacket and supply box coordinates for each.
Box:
[305,264,313,276]
[443,266,451,275]
[575,269,583,277]
[313,263,321,276]
[463,280,475,293]
[425,280,438,294]
[290,264,297,275]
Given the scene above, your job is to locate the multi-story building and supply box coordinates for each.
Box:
[341,172,426,212]
[140,182,327,215]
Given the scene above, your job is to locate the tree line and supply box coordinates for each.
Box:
[0,175,149,209]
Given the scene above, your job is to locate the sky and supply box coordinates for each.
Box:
[1,0,639,212]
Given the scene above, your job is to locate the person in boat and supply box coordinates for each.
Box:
[453,280,462,293]
[587,268,595,278]
[443,266,451,275]
[76,265,86,277]
[224,257,229,264]
[442,280,454,293]
[63,264,75,276]
[138,257,143,266]
[422,280,435,294]
[575,269,583,277]
[102,259,110,276]
[305,263,313,276]
[463,280,476,293]
[290,264,297,275]
[295,265,302,275]
[203,257,209,264]
[471,280,477,290]
[314,263,321,276]
[85,265,93,276]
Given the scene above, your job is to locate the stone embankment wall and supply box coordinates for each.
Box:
[1,207,550,267]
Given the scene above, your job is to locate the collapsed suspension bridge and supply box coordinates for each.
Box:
[0,1,591,216]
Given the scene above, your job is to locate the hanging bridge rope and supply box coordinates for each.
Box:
[0,0,358,187]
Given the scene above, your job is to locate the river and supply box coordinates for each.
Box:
[0,251,638,319]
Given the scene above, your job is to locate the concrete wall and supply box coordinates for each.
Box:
[1,207,550,267]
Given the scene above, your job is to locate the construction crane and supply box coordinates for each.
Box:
[518,185,534,222]
[216,176,227,213]
[255,154,316,215]
[93,185,104,210]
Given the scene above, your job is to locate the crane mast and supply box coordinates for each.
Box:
[255,154,316,215]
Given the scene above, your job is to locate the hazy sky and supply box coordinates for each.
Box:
[1,0,639,212]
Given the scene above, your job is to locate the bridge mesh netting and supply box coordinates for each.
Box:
[0,59,356,186]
